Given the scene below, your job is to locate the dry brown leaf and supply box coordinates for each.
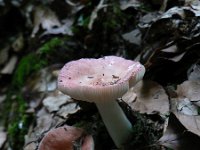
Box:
[0,95,6,103]
[1,56,18,74]
[187,64,200,81]
[31,6,61,37]
[0,46,9,65]
[35,108,54,134]
[122,29,141,45]
[24,142,37,150]
[0,130,7,149]
[57,103,81,119]
[166,80,200,139]
[176,98,198,115]
[168,52,186,62]
[120,0,141,10]
[43,94,73,113]
[161,45,178,53]
[176,80,200,104]
[159,113,200,150]
[12,33,24,52]
[26,67,57,92]
[122,80,169,115]
[174,111,200,137]
[42,19,73,36]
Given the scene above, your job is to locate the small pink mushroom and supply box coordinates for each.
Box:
[58,56,145,148]
[38,125,94,150]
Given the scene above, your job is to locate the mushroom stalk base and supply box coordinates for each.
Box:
[95,100,132,148]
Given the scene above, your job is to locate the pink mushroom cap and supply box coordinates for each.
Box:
[38,125,94,150]
[58,56,145,102]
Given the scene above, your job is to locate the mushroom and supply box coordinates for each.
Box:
[38,125,94,150]
[58,56,145,148]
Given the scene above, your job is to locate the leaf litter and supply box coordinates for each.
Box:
[3,0,200,150]
[122,80,169,115]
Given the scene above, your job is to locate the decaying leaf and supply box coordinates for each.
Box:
[0,95,6,103]
[120,0,141,10]
[1,56,18,74]
[139,12,161,28]
[122,80,169,115]
[31,6,61,37]
[0,46,9,65]
[176,98,198,115]
[0,130,7,149]
[24,142,37,150]
[26,67,57,92]
[25,108,65,144]
[43,93,73,113]
[167,52,186,62]
[174,111,200,137]
[187,63,200,81]
[159,113,200,150]
[35,108,54,134]
[42,18,73,36]
[122,29,141,45]
[12,33,24,52]
[57,103,81,119]
[176,80,200,103]
[161,45,178,53]
[168,80,200,137]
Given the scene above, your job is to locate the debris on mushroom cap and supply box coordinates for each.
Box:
[58,56,145,102]
[38,125,94,150]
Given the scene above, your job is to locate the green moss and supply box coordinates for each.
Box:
[12,53,47,88]
[0,36,67,150]
[7,94,33,150]
[4,36,66,149]
[13,37,64,87]
[38,37,64,55]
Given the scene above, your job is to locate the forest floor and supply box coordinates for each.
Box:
[1,0,200,150]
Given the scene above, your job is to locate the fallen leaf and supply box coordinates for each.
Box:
[176,80,200,102]
[122,29,141,45]
[43,94,73,113]
[42,18,73,36]
[166,80,200,138]
[35,108,53,134]
[24,142,37,150]
[0,130,7,149]
[57,103,81,119]
[187,64,200,81]
[0,46,9,65]
[161,7,185,19]
[1,55,18,74]
[174,111,200,137]
[120,0,141,10]
[168,52,186,62]
[0,95,6,103]
[161,45,178,53]
[176,98,198,115]
[26,67,57,92]
[12,33,24,52]
[122,80,169,115]
[159,113,200,150]
[31,6,61,37]
[185,0,200,10]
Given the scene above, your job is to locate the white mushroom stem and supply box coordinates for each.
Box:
[95,99,132,148]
